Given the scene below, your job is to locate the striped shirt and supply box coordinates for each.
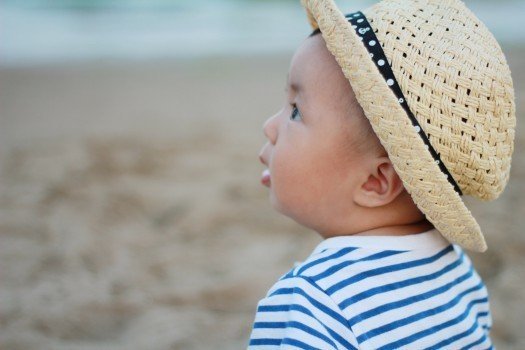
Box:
[248,228,492,349]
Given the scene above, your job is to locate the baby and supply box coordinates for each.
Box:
[248,0,516,349]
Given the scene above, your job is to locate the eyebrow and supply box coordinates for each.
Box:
[285,73,301,93]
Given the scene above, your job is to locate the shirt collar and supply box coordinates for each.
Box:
[311,228,450,255]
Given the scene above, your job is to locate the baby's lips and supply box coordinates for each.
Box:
[261,169,271,187]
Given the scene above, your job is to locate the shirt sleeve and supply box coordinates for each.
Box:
[248,275,359,349]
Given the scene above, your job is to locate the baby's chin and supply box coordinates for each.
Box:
[269,193,317,230]
[269,193,291,218]
[268,192,281,213]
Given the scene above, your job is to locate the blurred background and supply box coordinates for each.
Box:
[1,0,524,349]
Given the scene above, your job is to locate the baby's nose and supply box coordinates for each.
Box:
[263,114,278,144]
[258,152,267,166]
[259,140,271,165]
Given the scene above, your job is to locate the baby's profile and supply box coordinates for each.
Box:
[249,0,515,349]
[258,21,434,242]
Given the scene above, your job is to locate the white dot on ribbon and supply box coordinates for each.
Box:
[414,125,421,132]
[378,59,385,66]
[357,18,364,23]
[369,40,376,46]
[387,79,394,86]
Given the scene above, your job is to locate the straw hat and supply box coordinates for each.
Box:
[300,0,516,252]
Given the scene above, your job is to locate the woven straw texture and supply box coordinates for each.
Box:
[300,0,516,252]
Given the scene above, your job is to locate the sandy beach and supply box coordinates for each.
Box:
[1,49,524,349]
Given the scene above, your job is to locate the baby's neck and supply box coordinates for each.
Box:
[352,218,435,237]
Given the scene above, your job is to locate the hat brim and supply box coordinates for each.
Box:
[301,0,487,252]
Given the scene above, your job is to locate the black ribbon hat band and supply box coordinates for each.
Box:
[311,11,463,196]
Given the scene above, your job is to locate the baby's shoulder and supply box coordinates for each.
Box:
[275,244,469,296]
[272,246,385,292]
[291,245,406,279]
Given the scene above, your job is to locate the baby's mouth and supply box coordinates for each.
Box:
[261,169,271,187]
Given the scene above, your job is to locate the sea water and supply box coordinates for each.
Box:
[1,0,524,67]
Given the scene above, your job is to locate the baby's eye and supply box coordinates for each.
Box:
[290,105,302,121]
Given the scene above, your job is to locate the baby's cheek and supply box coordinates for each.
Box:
[271,155,309,207]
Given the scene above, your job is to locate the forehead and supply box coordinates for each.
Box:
[287,35,351,100]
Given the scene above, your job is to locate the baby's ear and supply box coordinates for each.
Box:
[353,157,405,208]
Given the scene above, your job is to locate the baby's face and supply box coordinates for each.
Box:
[258,34,383,235]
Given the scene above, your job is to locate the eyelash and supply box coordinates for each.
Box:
[290,104,302,121]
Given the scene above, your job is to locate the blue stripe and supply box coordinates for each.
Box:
[297,247,358,276]
[460,332,488,350]
[280,267,296,281]
[269,285,349,330]
[257,304,357,350]
[377,299,488,350]
[346,265,474,326]
[356,281,484,342]
[327,245,454,295]
[258,304,291,312]
[253,321,286,328]
[253,321,337,348]
[281,337,324,350]
[340,251,465,309]
[282,270,295,280]
[424,311,490,350]
[249,338,281,346]
[310,250,406,282]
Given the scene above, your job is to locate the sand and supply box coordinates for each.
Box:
[1,50,524,349]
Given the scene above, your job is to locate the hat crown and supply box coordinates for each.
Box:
[364,0,516,201]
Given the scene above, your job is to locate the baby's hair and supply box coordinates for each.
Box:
[308,28,387,158]
[309,28,322,37]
